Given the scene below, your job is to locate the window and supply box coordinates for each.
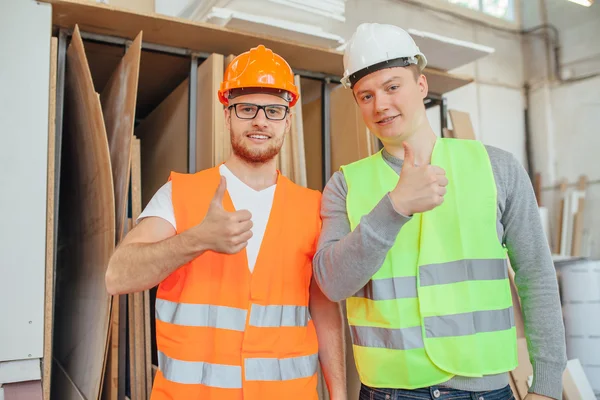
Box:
[447,0,515,21]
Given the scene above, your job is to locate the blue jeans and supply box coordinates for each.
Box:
[359,384,515,400]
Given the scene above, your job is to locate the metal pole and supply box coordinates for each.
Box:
[321,79,331,188]
[188,56,199,173]
[440,97,448,137]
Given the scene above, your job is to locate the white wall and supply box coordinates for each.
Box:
[0,0,52,365]
[523,0,600,258]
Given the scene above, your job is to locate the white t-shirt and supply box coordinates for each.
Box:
[137,164,276,273]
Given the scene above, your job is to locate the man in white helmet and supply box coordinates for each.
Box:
[313,23,566,400]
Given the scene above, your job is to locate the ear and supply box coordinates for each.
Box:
[285,109,292,134]
[224,106,232,130]
[418,74,429,100]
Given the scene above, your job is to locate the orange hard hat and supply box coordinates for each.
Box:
[218,45,299,107]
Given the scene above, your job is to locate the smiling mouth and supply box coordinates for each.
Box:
[377,115,400,125]
[247,133,271,140]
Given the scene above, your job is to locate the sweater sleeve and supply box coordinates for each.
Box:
[312,171,411,302]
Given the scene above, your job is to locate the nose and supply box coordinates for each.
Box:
[252,108,269,127]
[374,94,389,114]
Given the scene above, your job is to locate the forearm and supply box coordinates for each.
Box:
[106,230,205,295]
[310,281,346,400]
[313,172,410,301]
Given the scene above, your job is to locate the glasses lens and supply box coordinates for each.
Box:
[235,104,258,119]
[264,105,287,120]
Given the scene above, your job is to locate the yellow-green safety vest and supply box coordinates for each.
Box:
[341,138,518,389]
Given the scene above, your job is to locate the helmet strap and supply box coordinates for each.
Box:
[348,56,418,88]
[227,87,292,103]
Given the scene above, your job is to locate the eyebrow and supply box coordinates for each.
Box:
[356,76,403,96]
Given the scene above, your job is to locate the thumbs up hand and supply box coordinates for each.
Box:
[193,176,253,254]
[389,142,448,216]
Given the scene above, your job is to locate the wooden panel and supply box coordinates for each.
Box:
[52,360,85,400]
[448,109,476,140]
[101,31,142,243]
[101,296,119,400]
[571,175,587,257]
[129,137,147,400]
[83,40,123,94]
[330,84,370,174]
[43,0,342,76]
[137,51,189,119]
[196,54,225,169]
[222,55,235,163]
[424,68,473,96]
[279,117,294,180]
[554,180,568,254]
[54,25,115,400]
[42,0,474,95]
[135,75,188,207]
[100,34,142,400]
[43,36,58,400]
[290,75,308,187]
[302,94,322,191]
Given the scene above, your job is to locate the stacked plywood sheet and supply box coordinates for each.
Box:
[50,25,149,400]
[52,25,116,399]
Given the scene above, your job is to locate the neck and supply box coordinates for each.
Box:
[224,153,278,191]
[383,121,438,165]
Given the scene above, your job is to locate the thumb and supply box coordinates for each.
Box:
[403,142,415,169]
[210,176,227,208]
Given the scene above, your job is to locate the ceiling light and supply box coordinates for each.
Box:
[567,0,594,7]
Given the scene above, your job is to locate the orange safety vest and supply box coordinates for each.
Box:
[150,166,321,400]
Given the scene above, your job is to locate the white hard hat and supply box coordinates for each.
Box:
[341,23,427,88]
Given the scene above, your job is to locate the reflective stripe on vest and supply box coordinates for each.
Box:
[342,138,517,389]
[158,352,318,386]
[156,300,311,329]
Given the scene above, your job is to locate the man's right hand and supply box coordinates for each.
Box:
[195,176,253,254]
[389,142,448,216]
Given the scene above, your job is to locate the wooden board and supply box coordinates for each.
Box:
[99,32,142,400]
[279,117,294,180]
[424,68,473,96]
[330,84,371,174]
[571,175,587,257]
[448,109,476,140]
[290,75,308,187]
[196,54,225,169]
[52,359,85,400]
[511,338,533,399]
[301,89,322,191]
[137,50,189,120]
[222,55,235,163]
[101,31,142,243]
[101,296,119,400]
[43,36,58,400]
[554,179,568,254]
[130,137,147,399]
[53,25,115,400]
[83,40,124,94]
[43,0,342,76]
[41,0,473,96]
[135,74,188,207]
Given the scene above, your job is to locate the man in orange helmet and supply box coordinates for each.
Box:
[105,45,347,400]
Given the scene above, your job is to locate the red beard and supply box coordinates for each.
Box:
[231,131,284,164]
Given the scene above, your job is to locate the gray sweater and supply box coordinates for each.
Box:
[313,146,567,399]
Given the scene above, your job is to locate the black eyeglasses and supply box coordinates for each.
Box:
[228,103,289,121]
